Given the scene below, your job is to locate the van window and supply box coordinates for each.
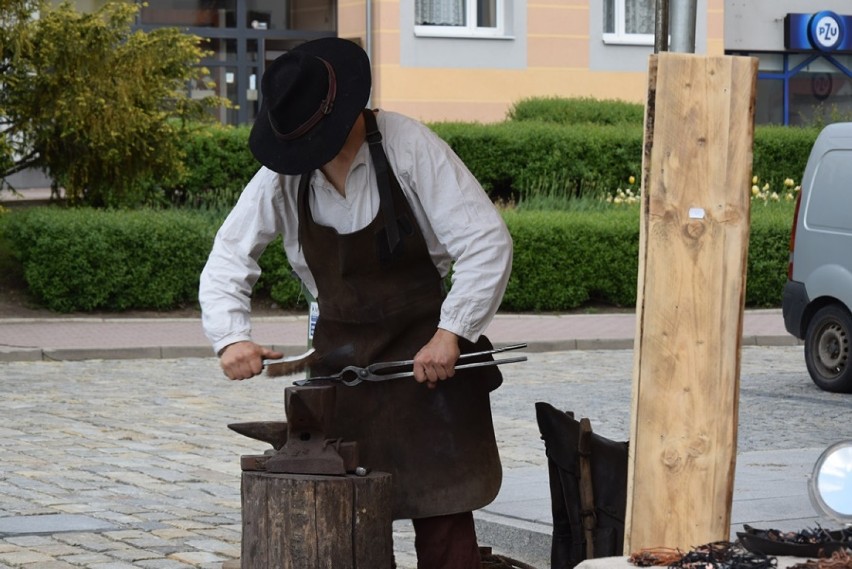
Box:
[805,149,852,234]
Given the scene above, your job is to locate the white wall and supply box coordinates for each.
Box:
[725,0,852,52]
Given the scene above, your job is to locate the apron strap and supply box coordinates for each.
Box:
[362,109,401,253]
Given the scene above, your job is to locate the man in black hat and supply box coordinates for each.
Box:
[199,37,513,569]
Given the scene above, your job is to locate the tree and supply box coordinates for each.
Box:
[0,0,226,206]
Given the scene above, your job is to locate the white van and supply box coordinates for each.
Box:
[782,122,852,393]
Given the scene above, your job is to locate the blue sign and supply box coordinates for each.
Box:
[786,12,852,52]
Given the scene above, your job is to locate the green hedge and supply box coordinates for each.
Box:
[0,204,793,313]
[430,122,818,201]
[165,119,818,209]
[1,208,219,312]
[747,203,795,307]
[752,126,820,188]
[501,209,640,310]
[430,121,644,201]
[507,96,645,126]
[165,124,259,210]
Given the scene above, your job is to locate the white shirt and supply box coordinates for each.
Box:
[199,110,513,355]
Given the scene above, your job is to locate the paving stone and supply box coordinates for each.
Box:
[183,538,239,556]
[52,533,126,552]
[2,535,54,546]
[0,514,116,536]
[150,529,193,540]
[24,542,84,557]
[135,559,195,569]
[19,561,78,569]
[104,546,164,562]
[167,551,225,565]
[0,549,54,564]
[58,552,115,565]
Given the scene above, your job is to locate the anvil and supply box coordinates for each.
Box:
[228,385,358,475]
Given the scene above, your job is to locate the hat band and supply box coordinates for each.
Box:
[269,57,338,141]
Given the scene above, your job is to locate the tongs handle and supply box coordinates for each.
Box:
[294,343,527,386]
[366,342,528,376]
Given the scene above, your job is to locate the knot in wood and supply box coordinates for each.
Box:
[661,447,682,471]
[685,220,706,239]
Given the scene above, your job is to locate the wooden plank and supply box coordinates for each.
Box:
[624,52,758,552]
[240,471,268,566]
[352,471,393,567]
[278,475,317,568]
[315,476,353,567]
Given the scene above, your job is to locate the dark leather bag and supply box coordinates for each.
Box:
[535,402,629,569]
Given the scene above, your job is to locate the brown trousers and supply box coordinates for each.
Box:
[412,511,481,569]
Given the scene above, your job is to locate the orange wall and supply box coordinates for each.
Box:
[707,0,725,55]
[338,0,366,40]
[376,66,650,122]
[343,0,725,124]
[527,1,589,68]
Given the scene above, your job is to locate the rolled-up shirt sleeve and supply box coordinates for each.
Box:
[199,168,286,354]
[387,116,513,342]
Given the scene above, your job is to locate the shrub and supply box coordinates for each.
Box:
[430,121,643,203]
[164,124,260,210]
[507,96,645,126]
[499,204,792,312]
[1,207,218,311]
[2,0,226,207]
[142,100,817,214]
[0,206,308,312]
[752,126,819,189]
[500,209,640,311]
[747,203,794,307]
[256,235,306,308]
[0,198,794,314]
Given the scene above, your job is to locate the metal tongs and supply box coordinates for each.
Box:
[292,343,527,387]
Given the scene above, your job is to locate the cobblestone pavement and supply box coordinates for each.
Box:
[0,346,848,568]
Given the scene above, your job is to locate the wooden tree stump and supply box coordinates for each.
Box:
[241,471,393,569]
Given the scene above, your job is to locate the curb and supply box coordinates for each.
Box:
[0,336,802,363]
[474,511,551,569]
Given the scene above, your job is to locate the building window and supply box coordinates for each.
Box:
[603,0,655,45]
[140,0,237,28]
[415,0,505,38]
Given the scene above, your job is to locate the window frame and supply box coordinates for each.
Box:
[414,0,508,39]
[602,0,655,46]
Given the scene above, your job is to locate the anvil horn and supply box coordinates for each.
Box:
[227,421,288,450]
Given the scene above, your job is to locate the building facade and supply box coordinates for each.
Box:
[130,0,850,126]
[725,0,852,126]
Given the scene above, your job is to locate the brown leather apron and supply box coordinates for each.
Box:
[296,109,502,520]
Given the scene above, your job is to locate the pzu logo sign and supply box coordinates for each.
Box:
[816,16,839,45]
[809,11,844,51]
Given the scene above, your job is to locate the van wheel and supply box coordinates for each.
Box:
[805,305,852,393]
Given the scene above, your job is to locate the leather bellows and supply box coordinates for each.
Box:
[535,402,629,569]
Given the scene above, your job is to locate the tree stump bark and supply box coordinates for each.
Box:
[241,471,393,569]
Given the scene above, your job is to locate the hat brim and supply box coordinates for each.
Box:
[249,38,371,175]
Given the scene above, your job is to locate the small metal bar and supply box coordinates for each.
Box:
[655,0,670,54]
[669,0,697,54]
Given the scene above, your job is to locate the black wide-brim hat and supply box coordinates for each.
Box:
[249,37,372,175]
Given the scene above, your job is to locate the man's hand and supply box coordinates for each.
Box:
[413,329,460,389]
[219,341,283,381]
